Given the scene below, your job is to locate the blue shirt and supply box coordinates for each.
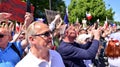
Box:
[0,62,14,67]
[0,41,23,65]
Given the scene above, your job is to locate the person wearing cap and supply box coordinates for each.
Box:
[15,21,65,67]
[0,12,33,66]
[57,24,101,67]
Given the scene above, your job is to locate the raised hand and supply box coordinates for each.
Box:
[24,12,33,29]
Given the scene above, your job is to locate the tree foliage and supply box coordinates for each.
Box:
[23,0,66,19]
[68,0,115,24]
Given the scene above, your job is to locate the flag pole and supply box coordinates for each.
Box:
[26,0,31,13]
[49,0,51,10]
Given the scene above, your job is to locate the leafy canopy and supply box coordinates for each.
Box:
[68,0,114,24]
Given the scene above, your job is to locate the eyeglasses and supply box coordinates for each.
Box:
[0,34,5,38]
[32,31,51,37]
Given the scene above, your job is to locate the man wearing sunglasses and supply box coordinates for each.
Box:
[0,12,33,66]
[15,22,65,67]
[0,25,28,66]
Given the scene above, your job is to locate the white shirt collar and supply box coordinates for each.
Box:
[28,50,52,66]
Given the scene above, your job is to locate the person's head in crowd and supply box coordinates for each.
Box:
[105,33,120,58]
[26,21,52,50]
[15,31,26,41]
[0,12,14,41]
[79,28,87,34]
[20,32,25,39]
[63,24,77,42]
[0,23,12,50]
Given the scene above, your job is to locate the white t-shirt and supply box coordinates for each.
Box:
[15,50,65,67]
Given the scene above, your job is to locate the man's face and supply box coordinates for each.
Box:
[18,32,25,41]
[31,23,52,50]
[0,28,10,49]
[66,26,77,39]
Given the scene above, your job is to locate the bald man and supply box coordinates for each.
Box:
[15,22,65,67]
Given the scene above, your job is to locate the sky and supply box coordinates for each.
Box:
[64,0,120,21]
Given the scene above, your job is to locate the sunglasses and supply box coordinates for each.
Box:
[0,34,5,38]
[33,31,51,37]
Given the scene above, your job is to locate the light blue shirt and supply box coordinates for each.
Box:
[0,41,23,65]
[0,62,14,67]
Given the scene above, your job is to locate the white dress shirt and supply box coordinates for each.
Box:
[15,50,65,67]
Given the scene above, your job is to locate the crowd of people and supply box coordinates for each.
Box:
[0,11,120,67]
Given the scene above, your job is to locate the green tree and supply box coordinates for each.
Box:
[23,0,66,19]
[68,0,114,24]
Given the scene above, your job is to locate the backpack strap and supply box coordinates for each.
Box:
[11,43,21,58]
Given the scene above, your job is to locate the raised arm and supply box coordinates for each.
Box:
[21,12,34,49]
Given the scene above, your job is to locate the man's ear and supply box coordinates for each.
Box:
[29,36,37,45]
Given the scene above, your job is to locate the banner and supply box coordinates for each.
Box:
[0,0,34,23]
[45,9,60,24]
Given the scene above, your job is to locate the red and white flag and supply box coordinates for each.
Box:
[86,12,92,20]
[16,22,20,33]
